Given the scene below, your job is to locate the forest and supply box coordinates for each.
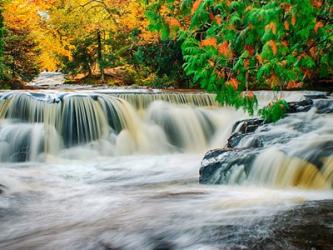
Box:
[0,0,332,118]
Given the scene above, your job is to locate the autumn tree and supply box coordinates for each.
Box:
[146,0,333,120]
[1,0,45,83]
[46,0,157,82]
[0,2,4,79]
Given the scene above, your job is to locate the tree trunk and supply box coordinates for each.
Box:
[97,30,104,81]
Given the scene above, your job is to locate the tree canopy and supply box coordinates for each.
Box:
[0,0,332,119]
[146,0,333,117]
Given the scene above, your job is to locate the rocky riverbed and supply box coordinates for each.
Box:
[200,93,333,189]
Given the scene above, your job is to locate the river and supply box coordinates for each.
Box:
[0,80,332,249]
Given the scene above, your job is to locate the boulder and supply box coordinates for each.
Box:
[199,148,258,184]
[0,184,7,194]
[287,99,313,113]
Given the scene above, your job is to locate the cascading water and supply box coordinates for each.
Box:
[0,91,237,159]
[0,89,332,249]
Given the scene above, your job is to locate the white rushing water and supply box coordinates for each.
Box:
[0,89,332,249]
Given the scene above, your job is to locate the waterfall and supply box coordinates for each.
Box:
[1,90,332,189]
[0,91,238,161]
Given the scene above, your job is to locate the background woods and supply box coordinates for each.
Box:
[0,0,332,118]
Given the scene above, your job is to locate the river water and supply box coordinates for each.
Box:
[0,81,332,249]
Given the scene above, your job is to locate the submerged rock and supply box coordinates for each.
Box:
[0,184,7,194]
[202,200,333,249]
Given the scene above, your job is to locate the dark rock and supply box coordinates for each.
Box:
[153,240,174,250]
[227,132,263,148]
[304,93,329,100]
[199,148,258,184]
[287,99,313,113]
[232,119,265,134]
[0,184,7,194]
[314,99,333,114]
[200,200,333,249]
[264,200,333,249]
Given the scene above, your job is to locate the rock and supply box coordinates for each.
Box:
[304,93,329,100]
[0,184,7,194]
[200,200,333,249]
[199,148,258,184]
[227,132,263,148]
[314,99,333,114]
[200,97,333,185]
[232,118,265,134]
[287,99,313,113]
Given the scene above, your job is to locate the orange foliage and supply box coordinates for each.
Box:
[227,78,239,90]
[281,3,292,13]
[167,17,181,28]
[244,59,250,68]
[312,0,323,8]
[268,40,278,55]
[291,15,297,25]
[284,21,290,31]
[265,22,277,34]
[287,81,303,89]
[256,54,263,64]
[218,41,232,58]
[244,45,255,56]
[281,40,289,47]
[215,16,222,25]
[192,0,202,14]
[246,91,255,98]
[269,73,280,87]
[200,37,217,47]
[208,59,215,67]
[314,21,324,33]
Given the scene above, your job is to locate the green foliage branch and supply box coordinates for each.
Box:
[146,0,333,120]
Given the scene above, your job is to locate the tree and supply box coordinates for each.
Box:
[2,0,42,82]
[46,0,158,81]
[146,0,333,119]
[0,3,4,79]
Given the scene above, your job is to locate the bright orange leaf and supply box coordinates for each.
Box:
[227,78,239,90]
[265,22,277,34]
[284,21,290,31]
[218,41,233,58]
[314,21,324,33]
[200,37,217,47]
[215,16,222,25]
[291,15,297,25]
[192,0,202,14]
[268,40,278,55]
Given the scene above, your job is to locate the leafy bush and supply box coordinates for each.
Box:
[134,40,189,88]
[259,99,289,122]
[146,0,333,118]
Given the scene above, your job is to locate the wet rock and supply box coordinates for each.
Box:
[227,132,264,148]
[201,200,333,249]
[153,240,175,250]
[268,200,333,250]
[0,184,7,195]
[304,93,329,100]
[199,148,257,184]
[314,99,333,114]
[232,119,265,134]
[287,99,313,113]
